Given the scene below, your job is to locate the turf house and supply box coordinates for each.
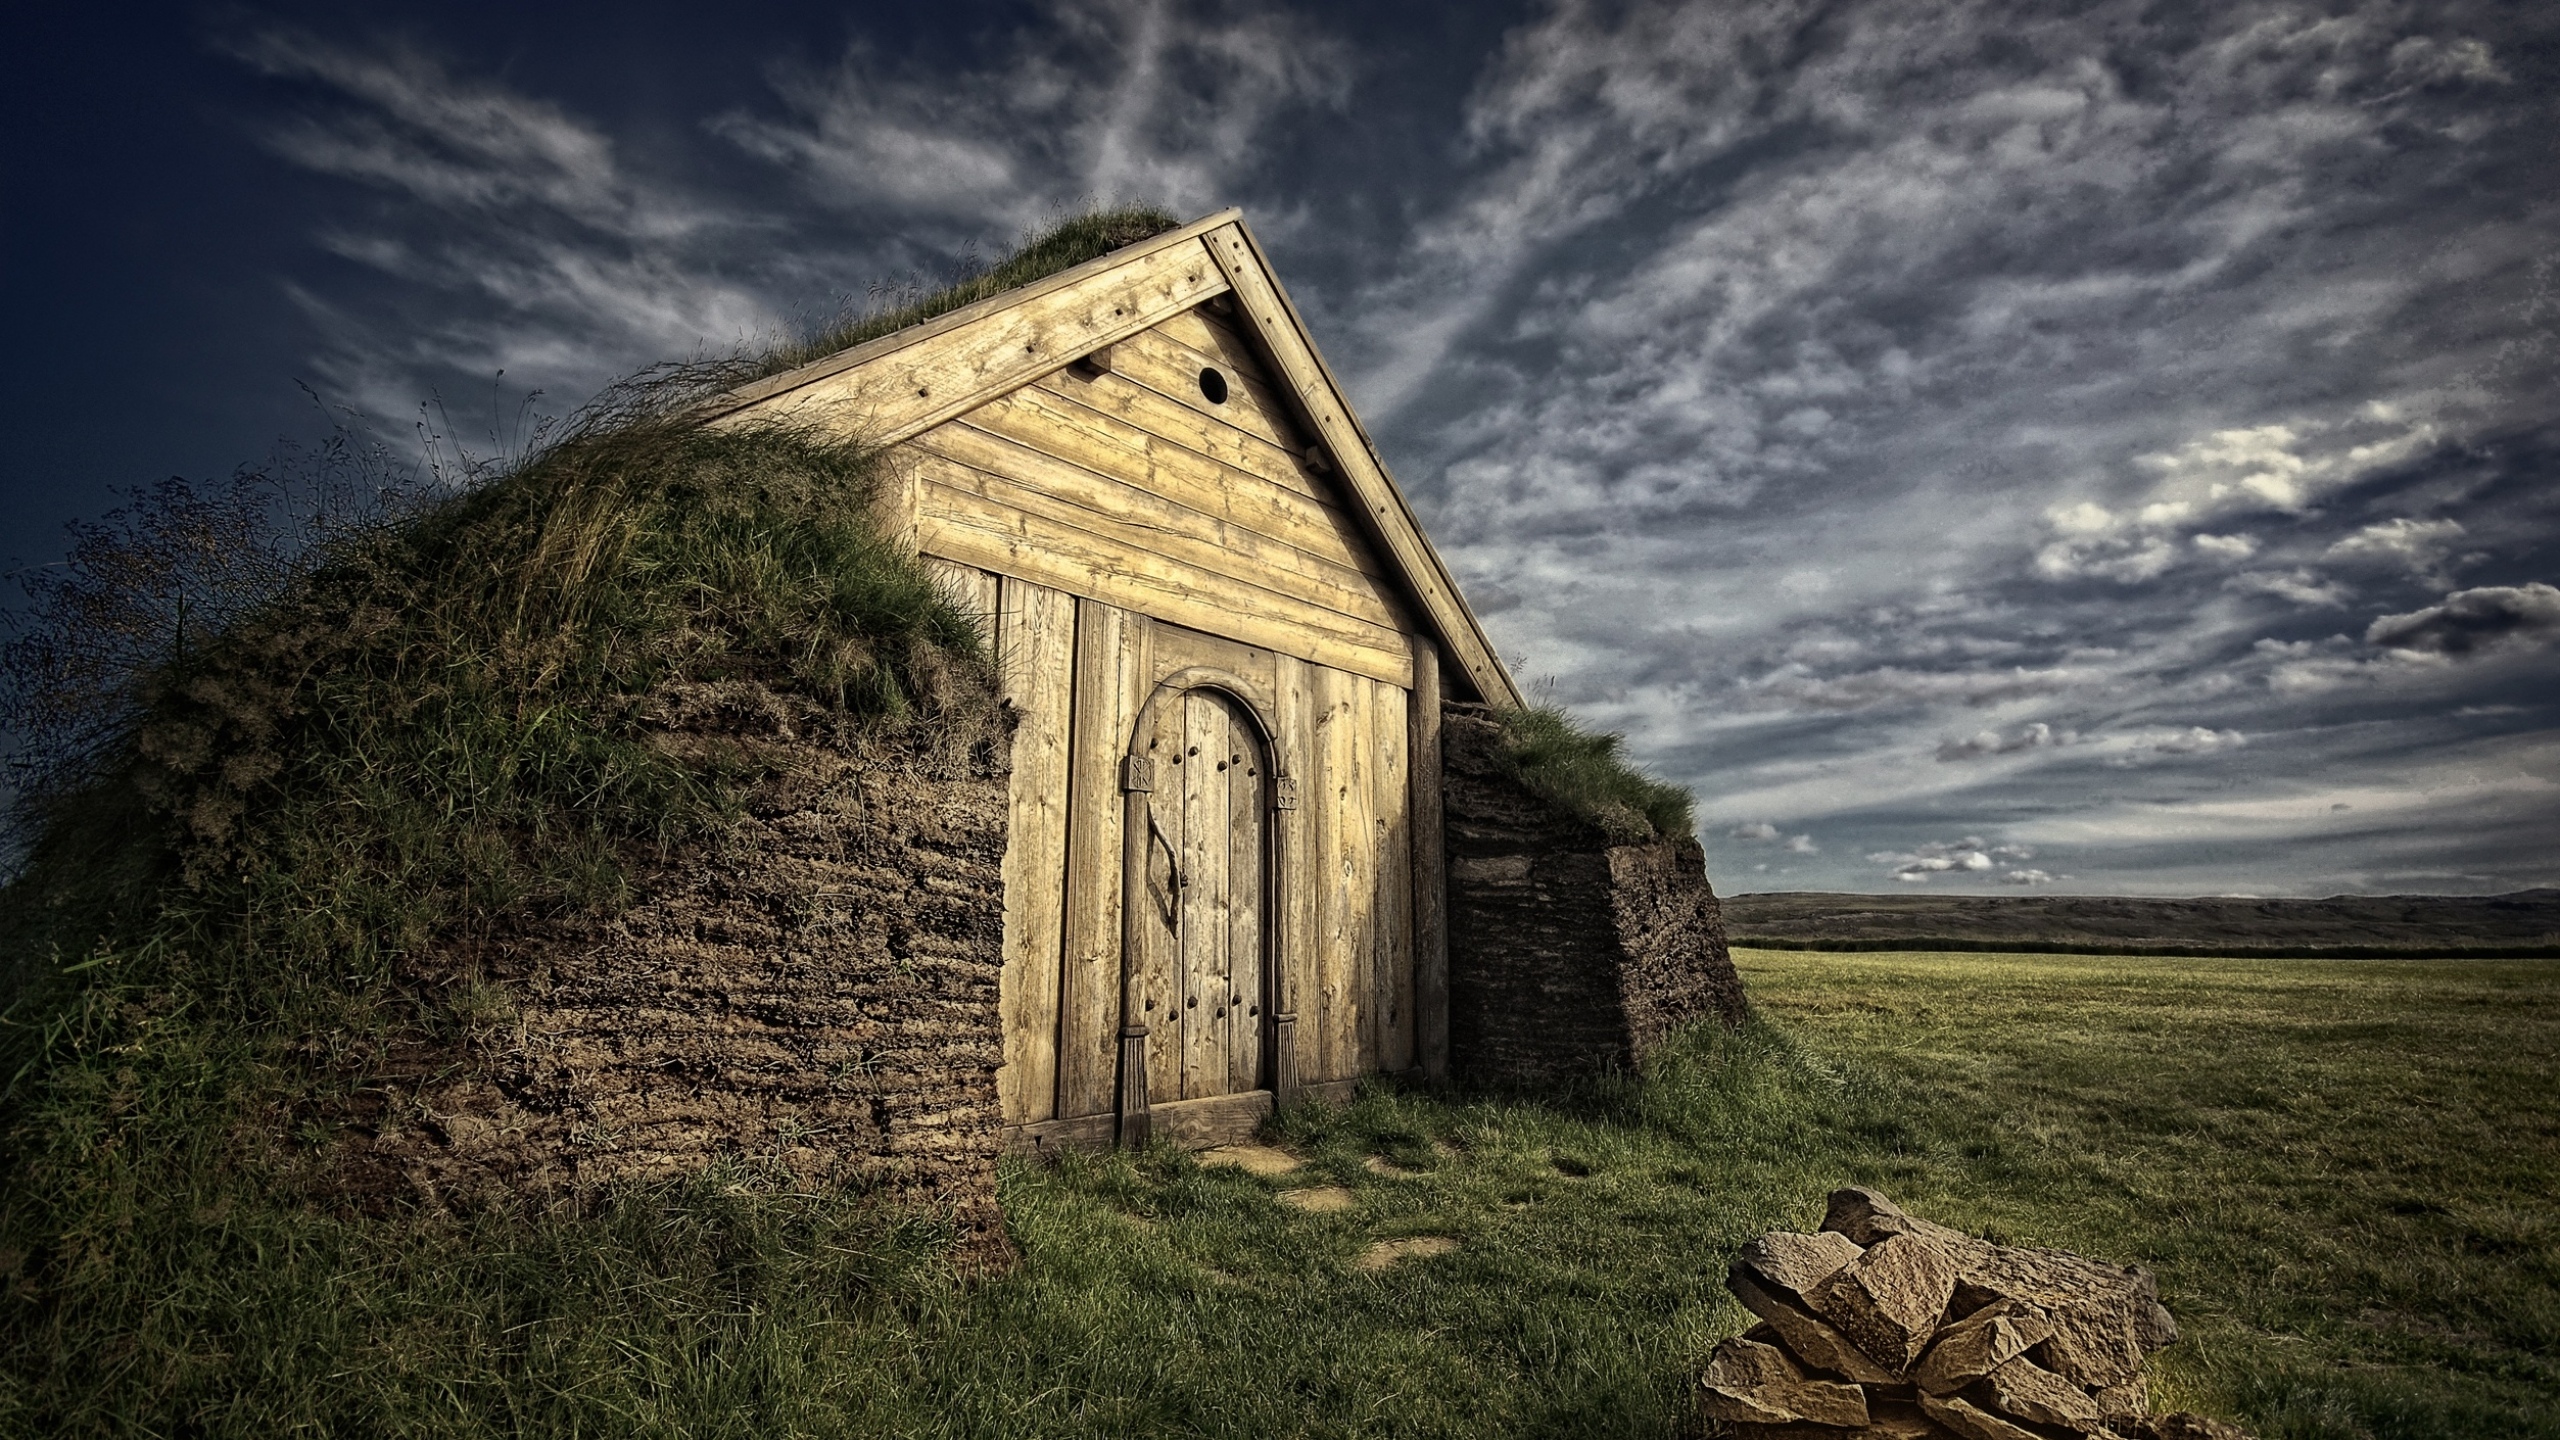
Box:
[707,207,1531,1153]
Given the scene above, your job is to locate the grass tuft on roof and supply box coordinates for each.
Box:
[746,204,1185,383]
[1492,704,1695,844]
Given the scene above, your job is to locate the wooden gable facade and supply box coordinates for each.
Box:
[706,211,1519,1150]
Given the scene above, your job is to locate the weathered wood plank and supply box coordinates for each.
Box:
[1032,367,1328,503]
[1101,322,1306,456]
[959,381,1393,581]
[1198,222,1520,708]
[1007,1085,1328,1156]
[1177,691,1225,1099]
[710,234,1230,451]
[998,371,1361,540]
[1146,621,1280,713]
[1057,601,1151,1119]
[912,471,1417,689]
[1151,305,1273,392]
[1309,664,1363,1083]
[995,577,1075,1125]
[1369,676,1415,1075]
[1223,698,1267,1097]
[911,423,1404,630]
[1342,673,1381,1076]
[1409,639,1450,1083]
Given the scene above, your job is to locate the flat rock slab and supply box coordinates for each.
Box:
[1198,1144,1301,1177]
[1354,1236,1459,1271]
[1919,1392,2046,1440]
[1914,1298,2056,1394]
[1807,1231,1961,1373]
[1278,1185,1356,1213]
[1728,1269,1900,1385]
[1364,1155,1426,1178]
[1974,1354,2100,1427]
[1740,1229,1864,1299]
[1701,1337,1870,1429]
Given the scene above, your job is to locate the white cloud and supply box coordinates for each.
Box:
[2326,517,2470,581]
[1868,836,2036,882]
[2049,501,2118,537]
[1729,820,1819,854]
[224,4,1353,436]
[2367,582,2560,658]
[228,29,637,224]
[2386,36,2512,89]
[2235,568,2355,608]
[1937,721,2078,761]
[2130,726,2247,756]
[223,26,782,429]
[2034,414,2437,588]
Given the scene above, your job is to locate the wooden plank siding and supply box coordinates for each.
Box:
[1309,664,1366,1084]
[1368,676,1414,1075]
[910,427,1397,628]
[707,206,1518,712]
[1056,600,1152,1120]
[993,576,1074,1125]
[903,302,1417,690]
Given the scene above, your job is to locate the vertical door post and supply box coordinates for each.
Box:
[1115,751,1156,1147]
[1269,771,1300,1108]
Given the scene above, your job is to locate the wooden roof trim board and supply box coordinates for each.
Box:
[706,208,1520,707]
[699,208,1244,438]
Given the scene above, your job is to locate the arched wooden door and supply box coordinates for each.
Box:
[1141,686,1269,1101]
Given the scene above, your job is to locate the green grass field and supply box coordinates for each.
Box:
[8,949,2552,1436]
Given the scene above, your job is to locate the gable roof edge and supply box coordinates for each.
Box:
[1202,220,1522,708]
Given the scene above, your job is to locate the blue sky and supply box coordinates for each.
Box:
[4,0,2554,896]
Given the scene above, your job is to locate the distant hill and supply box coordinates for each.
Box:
[1719,889,2560,958]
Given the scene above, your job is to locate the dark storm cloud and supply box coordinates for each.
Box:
[8,0,2549,895]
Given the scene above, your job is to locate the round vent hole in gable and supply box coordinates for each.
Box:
[1198,367,1229,404]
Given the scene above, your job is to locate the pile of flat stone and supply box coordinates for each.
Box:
[1702,1188,2247,1440]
